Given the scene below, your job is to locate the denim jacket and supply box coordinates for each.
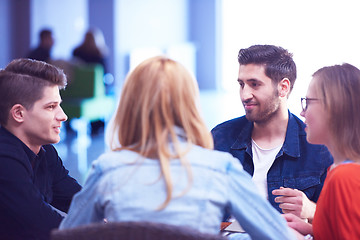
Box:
[60,132,295,239]
[211,111,333,212]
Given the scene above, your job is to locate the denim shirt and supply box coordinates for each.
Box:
[211,111,333,213]
[60,135,295,240]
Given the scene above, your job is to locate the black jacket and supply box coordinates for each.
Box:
[0,127,81,240]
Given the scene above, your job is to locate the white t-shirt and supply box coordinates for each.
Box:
[251,139,282,199]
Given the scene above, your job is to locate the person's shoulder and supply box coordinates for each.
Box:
[188,144,239,171]
[288,112,306,131]
[211,116,248,134]
[211,116,250,151]
[0,140,24,159]
[0,128,24,156]
[322,163,360,199]
[91,150,139,173]
[0,129,32,173]
[330,163,360,181]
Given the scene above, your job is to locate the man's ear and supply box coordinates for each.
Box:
[278,78,291,98]
[10,104,26,123]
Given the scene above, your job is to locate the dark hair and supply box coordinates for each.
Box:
[40,29,52,40]
[0,58,67,125]
[238,45,297,92]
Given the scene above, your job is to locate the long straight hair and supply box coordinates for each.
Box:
[312,63,360,161]
[109,56,213,209]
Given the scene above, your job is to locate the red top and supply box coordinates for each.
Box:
[313,163,360,240]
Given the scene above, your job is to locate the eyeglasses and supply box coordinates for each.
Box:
[301,97,319,112]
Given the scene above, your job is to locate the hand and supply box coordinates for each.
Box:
[283,213,313,236]
[290,228,306,240]
[272,187,316,220]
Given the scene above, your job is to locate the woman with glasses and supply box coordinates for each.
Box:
[285,63,360,240]
[60,56,295,239]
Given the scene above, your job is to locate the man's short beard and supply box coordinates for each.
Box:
[245,89,280,123]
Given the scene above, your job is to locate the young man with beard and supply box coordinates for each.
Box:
[0,59,81,240]
[211,45,333,222]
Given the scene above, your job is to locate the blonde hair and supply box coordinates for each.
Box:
[312,63,360,161]
[109,56,213,209]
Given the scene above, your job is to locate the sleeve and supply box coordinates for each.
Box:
[320,166,360,239]
[47,146,82,213]
[59,161,105,229]
[0,149,64,237]
[227,156,296,240]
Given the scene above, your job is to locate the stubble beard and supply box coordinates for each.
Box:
[245,92,281,124]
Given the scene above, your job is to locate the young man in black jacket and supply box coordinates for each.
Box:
[0,58,81,240]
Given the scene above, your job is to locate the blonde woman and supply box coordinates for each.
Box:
[60,56,295,239]
[284,63,360,239]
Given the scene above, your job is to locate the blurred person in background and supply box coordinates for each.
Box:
[72,27,111,134]
[27,28,54,63]
[72,27,109,73]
